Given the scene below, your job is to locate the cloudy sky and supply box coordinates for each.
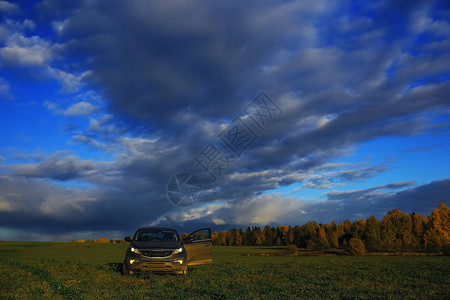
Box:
[0,0,449,241]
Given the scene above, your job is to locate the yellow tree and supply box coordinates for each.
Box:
[381,209,413,250]
[318,227,329,249]
[410,213,427,249]
[425,203,450,248]
[254,230,266,246]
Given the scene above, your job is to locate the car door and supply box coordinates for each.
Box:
[183,228,212,265]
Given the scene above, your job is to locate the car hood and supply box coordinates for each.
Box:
[131,240,181,249]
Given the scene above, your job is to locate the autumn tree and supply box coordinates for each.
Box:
[424,203,450,249]
[303,221,319,249]
[347,238,365,255]
[381,209,413,250]
[363,215,381,251]
[209,203,448,252]
[410,213,427,249]
[253,229,266,246]
[327,221,338,247]
[318,226,329,249]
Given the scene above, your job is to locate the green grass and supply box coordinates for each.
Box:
[0,242,449,299]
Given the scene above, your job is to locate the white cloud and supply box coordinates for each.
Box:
[212,218,226,225]
[44,101,98,116]
[0,78,12,100]
[0,44,51,67]
[0,1,19,14]
[47,68,92,93]
[164,202,230,223]
[159,195,307,226]
[231,195,305,225]
[72,135,110,150]
[0,31,53,67]
[0,197,13,212]
[64,101,97,115]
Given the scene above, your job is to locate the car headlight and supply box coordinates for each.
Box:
[130,247,141,254]
[172,247,183,255]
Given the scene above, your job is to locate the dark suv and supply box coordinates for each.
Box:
[122,227,212,275]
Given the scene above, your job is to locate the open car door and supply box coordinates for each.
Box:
[183,228,212,266]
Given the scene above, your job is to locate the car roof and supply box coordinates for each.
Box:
[136,227,176,231]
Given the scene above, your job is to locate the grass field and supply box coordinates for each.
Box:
[0,242,449,299]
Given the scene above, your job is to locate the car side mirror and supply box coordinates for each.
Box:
[124,236,132,242]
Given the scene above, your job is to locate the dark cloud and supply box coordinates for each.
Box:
[312,179,449,222]
[0,0,449,239]
[13,152,95,181]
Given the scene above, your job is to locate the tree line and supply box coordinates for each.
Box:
[211,202,450,252]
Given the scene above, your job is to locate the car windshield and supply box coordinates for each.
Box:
[134,229,179,241]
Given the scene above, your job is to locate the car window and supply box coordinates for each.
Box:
[191,229,211,241]
[135,230,179,241]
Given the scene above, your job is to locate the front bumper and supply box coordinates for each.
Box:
[126,255,186,274]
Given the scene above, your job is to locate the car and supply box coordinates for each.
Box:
[122,227,212,275]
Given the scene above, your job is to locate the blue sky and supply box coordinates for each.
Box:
[0,0,449,241]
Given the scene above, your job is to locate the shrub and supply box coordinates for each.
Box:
[285,244,298,256]
[347,238,365,255]
[96,237,110,243]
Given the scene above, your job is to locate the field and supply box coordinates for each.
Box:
[0,242,449,299]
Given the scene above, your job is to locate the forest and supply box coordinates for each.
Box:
[211,203,450,253]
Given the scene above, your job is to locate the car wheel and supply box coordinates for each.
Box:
[121,261,129,276]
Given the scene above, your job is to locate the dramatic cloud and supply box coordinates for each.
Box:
[0,0,449,240]
[154,179,450,229]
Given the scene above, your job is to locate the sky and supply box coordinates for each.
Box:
[0,0,449,241]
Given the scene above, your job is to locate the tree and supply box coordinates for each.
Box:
[347,238,365,255]
[212,231,227,246]
[318,227,329,249]
[293,225,303,248]
[254,229,266,246]
[330,231,339,248]
[303,221,318,249]
[275,237,282,246]
[425,203,450,248]
[363,215,381,251]
[264,225,276,246]
[207,203,447,253]
[278,225,290,245]
[343,220,352,233]
[286,228,295,245]
[381,209,413,250]
[411,213,427,249]
[244,227,253,246]
[235,230,244,246]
